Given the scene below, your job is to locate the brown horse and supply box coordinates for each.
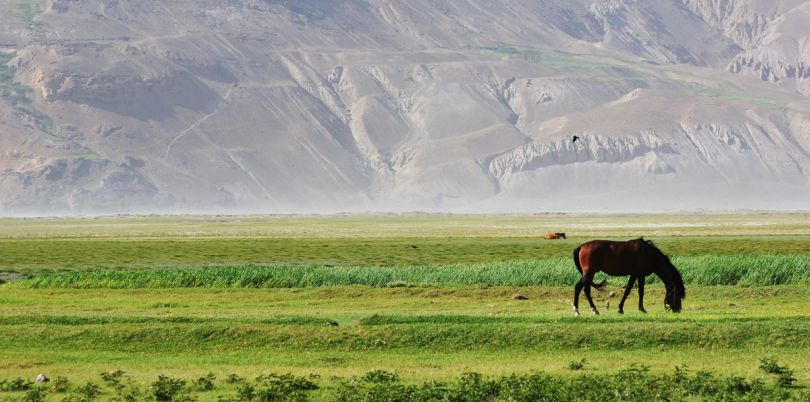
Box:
[544,232,566,240]
[571,238,685,316]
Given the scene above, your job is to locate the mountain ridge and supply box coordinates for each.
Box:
[0,0,809,213]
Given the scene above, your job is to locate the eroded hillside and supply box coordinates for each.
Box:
[1,0,809,213]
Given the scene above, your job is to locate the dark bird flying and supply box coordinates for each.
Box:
[572,135,580,143]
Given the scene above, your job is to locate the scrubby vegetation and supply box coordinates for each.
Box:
[760,357,798,387]
[1,365,807,401]
[17,0,47,34]
[567,358,587,371]
[335,366,804,401]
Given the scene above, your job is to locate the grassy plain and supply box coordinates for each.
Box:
[1,213,809,400]
[2,286,810,399]
[1,213,809,273]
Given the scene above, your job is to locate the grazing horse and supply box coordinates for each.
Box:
[544,232,566,240]
[571,238,685,316]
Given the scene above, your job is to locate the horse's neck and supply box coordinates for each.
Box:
[653,266,673,286]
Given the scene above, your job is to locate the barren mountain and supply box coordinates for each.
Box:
[1,0,809,213]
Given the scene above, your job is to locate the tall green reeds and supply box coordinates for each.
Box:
[7,254,810,289]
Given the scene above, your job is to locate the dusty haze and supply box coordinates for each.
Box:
[1,0,809,214]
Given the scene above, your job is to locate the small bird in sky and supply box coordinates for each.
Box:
[572,135,580,143]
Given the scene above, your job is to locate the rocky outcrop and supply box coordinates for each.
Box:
[33,68,218,119]
[682,0,810,95]
[0,154,163,213]
[588,0,739,66]
[727,52,810,95]
[727,54,810,82]
[679,0,772,49]
[489,133,676,179]
[692,123,750,153]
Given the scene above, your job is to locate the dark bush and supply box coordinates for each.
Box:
[0,377,33,392]
[100,370,126,391]
[51,376,70,393]
[192,373,216,391]
[253,373,318,401]
[567,358,586,371]
[225,374,246,384]
[117,380,145,402]
[152,375,187,401]
[759,357,797,387]
[235,383,255,401]
[75,381,103,400]
[23,386,47,402]
[332,366,804,402]
[360,370,399,383]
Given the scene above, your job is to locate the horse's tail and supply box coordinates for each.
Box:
[573,245,607,291]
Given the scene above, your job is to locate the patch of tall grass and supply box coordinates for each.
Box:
[675,254,810,286]
[7,254,810,289]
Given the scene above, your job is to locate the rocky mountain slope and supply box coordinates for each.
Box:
[1,0,809,213]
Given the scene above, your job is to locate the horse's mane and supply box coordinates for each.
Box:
[638,238,685,299]
[665,257,686,299]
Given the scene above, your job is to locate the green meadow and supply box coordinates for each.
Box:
[1,213,810,400]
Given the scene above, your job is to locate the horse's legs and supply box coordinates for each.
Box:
[573,277,585,317]
[638,275,647,313]
[584,276,599,315]
[618,275,637,314]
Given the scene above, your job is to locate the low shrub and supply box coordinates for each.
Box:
[567,358,586,371]
[151,375,186,401]
[0,377,33,392]
[116,380,145,402]
[759,357,797,387]
[225,374,246,384]
[254,373,318,401]
[22,386,47,402]
[333,366,802,401]
[360,370,399,383]
[192,372,216,392]
[3,365,806,401]
[51,376,70,393]
[74,381,102,400]
[100,369,126,391]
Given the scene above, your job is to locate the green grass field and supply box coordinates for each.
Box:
[1,213,809,400]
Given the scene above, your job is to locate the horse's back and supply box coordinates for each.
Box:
[577,239,652,276]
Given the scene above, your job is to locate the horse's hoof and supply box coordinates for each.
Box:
[618,309,624,315]
[640,309,647,314]
[592,308,599,315]
[574,311,581,317]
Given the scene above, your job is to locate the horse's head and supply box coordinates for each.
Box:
[645,240,686,313]
[665,287,683,313]
[557,232,566,239]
